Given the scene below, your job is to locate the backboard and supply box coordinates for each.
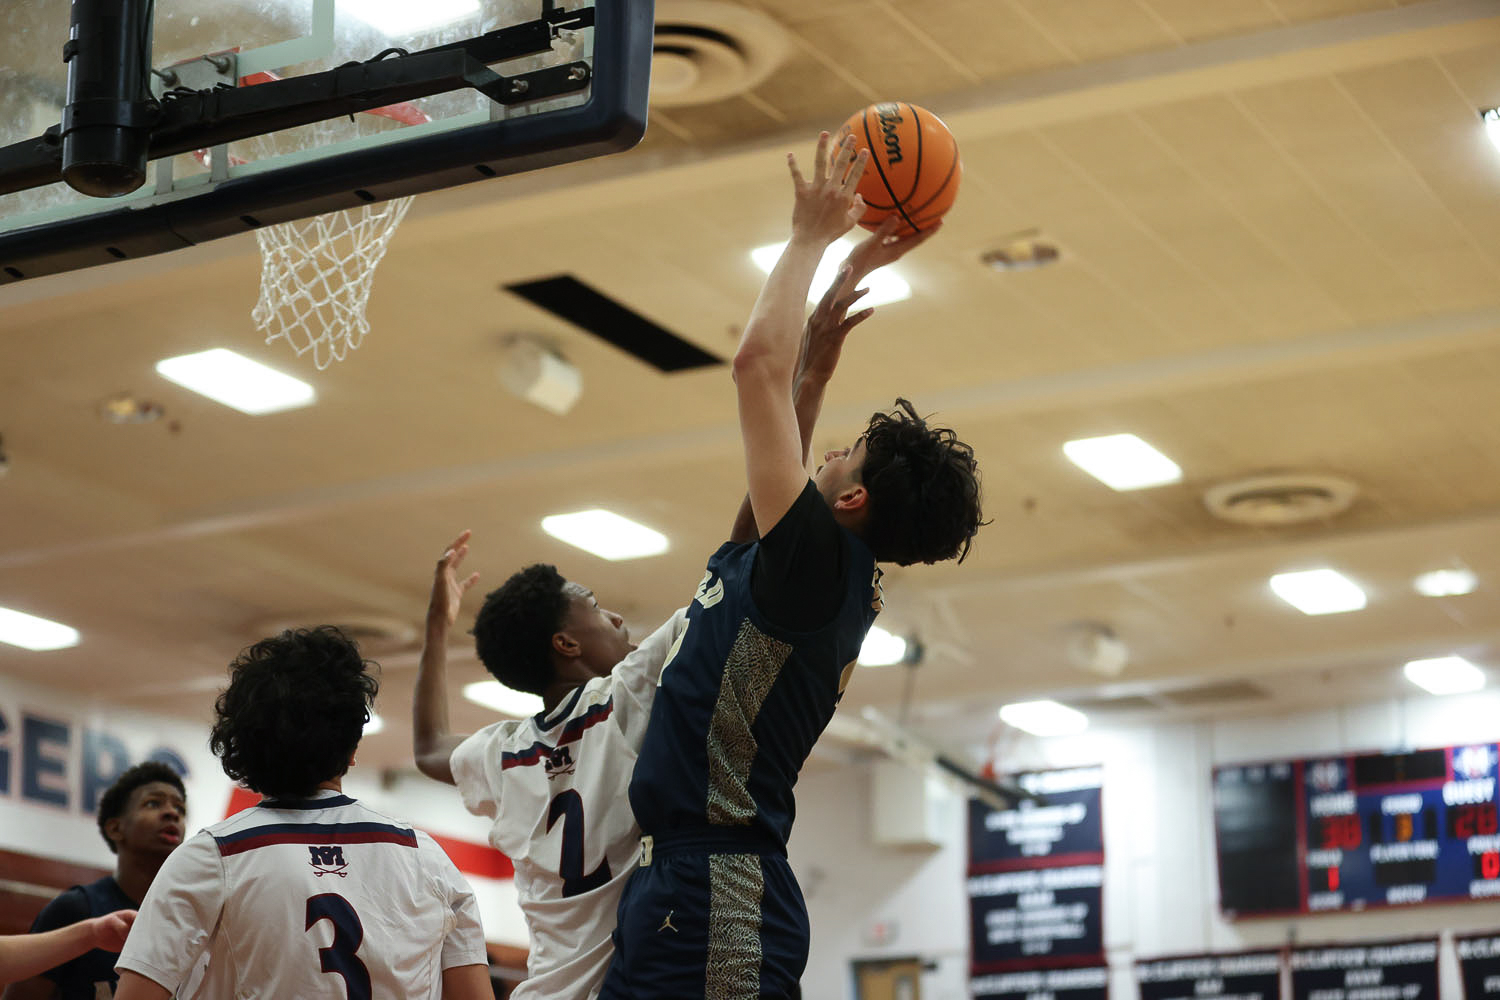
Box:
[0,0,653,284]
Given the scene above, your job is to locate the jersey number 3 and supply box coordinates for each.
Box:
[306,893,372,1000]
[548,790,611,897]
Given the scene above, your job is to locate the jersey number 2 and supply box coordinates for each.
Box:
[548,790,611,897]
[306,893,372,1000]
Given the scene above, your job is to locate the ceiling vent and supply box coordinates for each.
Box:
[251,613,418,655]
[650,1,789,107]
[1155,680,1271,708]
[1203,473,1357,527]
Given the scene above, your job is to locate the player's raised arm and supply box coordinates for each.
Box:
[414,531,482,785]
[733,132,868,536]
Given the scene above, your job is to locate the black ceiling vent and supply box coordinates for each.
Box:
[506,275,723,373]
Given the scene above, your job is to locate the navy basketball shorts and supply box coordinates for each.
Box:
[599,833,808,1000]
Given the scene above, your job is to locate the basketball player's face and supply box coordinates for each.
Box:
[560,583,635,678]
[112,780,186,858]
[814,437,868,507]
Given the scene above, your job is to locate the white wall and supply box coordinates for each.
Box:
[789,688,1500,1000]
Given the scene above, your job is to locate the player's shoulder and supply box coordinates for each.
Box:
[458,714,539,754]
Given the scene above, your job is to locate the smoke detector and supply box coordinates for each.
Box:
[650,1,789,107]
[1203,473,1358,527]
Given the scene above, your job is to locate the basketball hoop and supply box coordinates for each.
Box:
[251,196,414,369]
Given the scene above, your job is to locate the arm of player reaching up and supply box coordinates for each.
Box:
[733,132,868,535]
[0,914,133,990]
[413,531,482,785]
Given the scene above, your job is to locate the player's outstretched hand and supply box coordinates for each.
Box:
[788,132,869,247]
[845,214,942,284]
[798,264,871,387]
[89,910,136,953]
[430,530,480,631]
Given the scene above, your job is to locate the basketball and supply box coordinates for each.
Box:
[838,102,962,234]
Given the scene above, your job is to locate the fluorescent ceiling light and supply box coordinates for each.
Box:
[1484,109,1500,156]
[463,680,545,718]
[751,239,911,308]
[155,349,315,415]
[1062,433,1181,490]
[363,713,385,736]
[541,509,668,561]
[1269,568,1367,615]
[998,700,1088,737]
[0,606,79,651]
[1413,568,1477,598]
[858,626,907,666]
[341,0,480,36]
[1403,656,1485,696]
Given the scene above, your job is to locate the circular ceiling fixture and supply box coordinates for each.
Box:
[1202,473,1358,527]
[251,613,419,654]
[650,1,789,107]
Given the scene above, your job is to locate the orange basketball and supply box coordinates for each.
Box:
[838,102,961,234]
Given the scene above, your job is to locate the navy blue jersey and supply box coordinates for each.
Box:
[28,876,136,999]
[628,485,881,847]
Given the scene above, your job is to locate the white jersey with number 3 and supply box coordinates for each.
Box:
[450,607,689,1000]
[116,791,488,999]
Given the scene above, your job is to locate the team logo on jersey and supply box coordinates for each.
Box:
[693,570,725,610]
[544,745,576,780]
[870,567,884,613]
[308,845,349,877]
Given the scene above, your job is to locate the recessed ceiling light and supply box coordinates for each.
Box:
[1269,568,1367,615]
[998,700,1088,737]
[341,0,480,35]
[1483,109,1500,156]
[0,606,79,651]
[750,239,911,308]
[155,349,315,415]
[541,509,668,561]
[1062,433,1182,490]
[1413,568,1477,598]
[463,680,545,717]
[1403,656,1485,695]
[858,626,907,667]
[363,713,385,736]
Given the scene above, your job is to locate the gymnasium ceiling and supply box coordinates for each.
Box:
[3,0,1500,775]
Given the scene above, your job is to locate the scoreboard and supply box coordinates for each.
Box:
[1213,742,1500,917]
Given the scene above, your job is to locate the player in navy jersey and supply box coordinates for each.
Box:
[599,133,984,1000]
[410,205,935,1000]
[3,762,185,1000]
[112,627,492,1000]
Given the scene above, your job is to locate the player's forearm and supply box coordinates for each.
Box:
[792,370,829,468]
[413,621,463,785]
[734,236,824,380]
[0,921,97,986]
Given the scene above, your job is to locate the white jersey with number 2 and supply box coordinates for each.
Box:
[116,791,488,999]
[450,607,689,1000]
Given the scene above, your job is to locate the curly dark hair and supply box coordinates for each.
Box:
[209,626,379,798]
[856,398,984,566]
[96,761,185,853]
[471,563,571,696]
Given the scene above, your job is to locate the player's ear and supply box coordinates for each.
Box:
[832,484,868,514]
[103,816,124,847]
[552,630,580,659]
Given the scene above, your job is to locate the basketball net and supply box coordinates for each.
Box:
[251,196,414,369]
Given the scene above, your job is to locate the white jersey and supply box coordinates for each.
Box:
[116,791,488,1000]
[451,608,688,1000]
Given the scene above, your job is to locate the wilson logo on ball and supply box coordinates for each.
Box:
[875,103,905,165]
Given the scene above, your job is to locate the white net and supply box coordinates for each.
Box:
[252,196,415,368]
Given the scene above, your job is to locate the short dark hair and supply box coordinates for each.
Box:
[472,563,571,696]
[209,626,378,798]
[857,398,984,566]
[96,761,186,853]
